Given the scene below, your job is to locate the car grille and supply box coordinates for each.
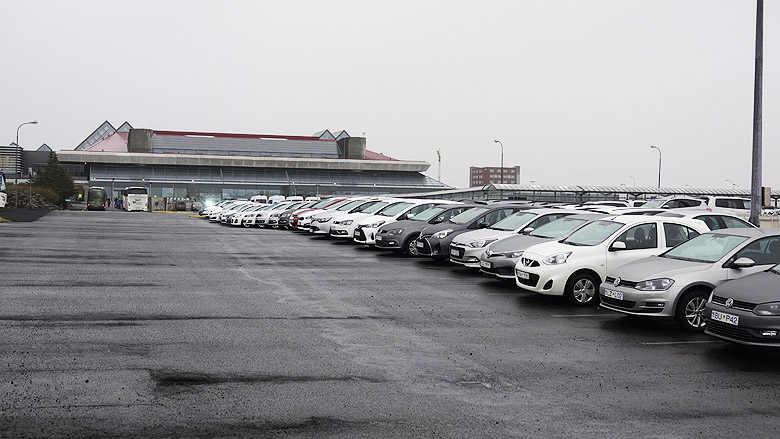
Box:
[705,320,780,344]
[354,227,366,241]
[417,239,432,255]
[604,276,639,289]
[601,296,637,311]
[516,272,540,287]
[520,258,540,267]
[711,295,757,312]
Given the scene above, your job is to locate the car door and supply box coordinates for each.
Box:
[605,222,661,272]
[725,237,780,280]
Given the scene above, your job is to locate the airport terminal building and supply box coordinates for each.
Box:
[55,121,449,200]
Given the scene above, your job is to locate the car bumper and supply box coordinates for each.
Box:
[704,303,780,346]
[449,244,485,268]
[478,256,519,279]
[329,224,356,238]
[375,233,403,249]
[354,226,379,245]
[513,260,569,296]
[598,285,680,318]
[416,236,450,258]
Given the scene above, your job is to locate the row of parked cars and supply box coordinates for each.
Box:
[199,196,780,347]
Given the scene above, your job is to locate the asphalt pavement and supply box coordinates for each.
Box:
[1,210,780,438]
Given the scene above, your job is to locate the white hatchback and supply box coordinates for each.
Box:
[514,215,711,306]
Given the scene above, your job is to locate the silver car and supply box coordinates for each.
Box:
[599,228,780,332]
[479,213,607,280]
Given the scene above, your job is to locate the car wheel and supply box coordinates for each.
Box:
[564,273,599,306]
[403,235,420,257]
[674,289,709,332]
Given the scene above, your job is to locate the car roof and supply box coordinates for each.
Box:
[700,227,780,238]
[655,208,745,219]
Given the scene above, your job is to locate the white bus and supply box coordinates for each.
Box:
[122,187,149,212]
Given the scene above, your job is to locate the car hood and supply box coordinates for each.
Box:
[452,229,513,245]
[522,240,582,258]
[421,221,469,236]
[712,270,780,303]
[379,219,428,233]
[487,234,552,252]
[607,256,711,281]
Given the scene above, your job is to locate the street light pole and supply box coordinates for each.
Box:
[629,176,636,187]
[649,145,662,188]
[14,121,38,208]
[726,179,738,189]
[494,140,503,184]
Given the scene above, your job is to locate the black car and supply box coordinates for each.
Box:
[375,204,474,256]
[416,204,532,260]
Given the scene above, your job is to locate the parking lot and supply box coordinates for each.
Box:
[2,210,780,438]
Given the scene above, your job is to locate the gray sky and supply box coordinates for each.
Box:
[2,0,777,190]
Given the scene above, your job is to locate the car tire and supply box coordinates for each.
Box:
[564,273,600,306]
[674,289,709,332]
[403,234,420,257]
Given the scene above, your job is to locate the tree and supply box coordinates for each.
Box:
[32,152,76,208]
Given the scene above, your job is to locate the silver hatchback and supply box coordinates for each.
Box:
[599,228,780,332]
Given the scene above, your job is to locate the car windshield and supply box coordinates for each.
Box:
[562,220,624,246]
[361,201,392,214]
[662,233,749,263]
[529,218,588,238]
[769,264,780,275]
[490,212,538,231]
[640,199,667,208]
[310,199,333,208]
[411,206,446,222]
[449,207,489,225]
[337,200,368,211]
[378,202,414,217]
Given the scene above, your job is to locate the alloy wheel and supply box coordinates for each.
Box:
[573,279,596,304]
[685,297,707,328]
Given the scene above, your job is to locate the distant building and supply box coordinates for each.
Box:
[469,166,521,187]
[0,144,24,178]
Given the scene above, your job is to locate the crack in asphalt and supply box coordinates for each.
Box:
[149,370,385,387]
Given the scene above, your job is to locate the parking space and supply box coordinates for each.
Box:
[2,211,780,437]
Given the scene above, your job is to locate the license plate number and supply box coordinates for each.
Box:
[712,310,739,326]
[376,236,382,241]
[416,241,424,248]
[517,271,530,280]
[603,289,623,300]
[480,261,491,269]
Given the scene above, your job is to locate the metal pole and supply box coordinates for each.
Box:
[494,140,503,184]
[749,0,763,226]
[650,145,661,188]
[14,121,38,208]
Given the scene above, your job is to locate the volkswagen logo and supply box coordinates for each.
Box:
[613,277,621,287]
[725,298,734,308]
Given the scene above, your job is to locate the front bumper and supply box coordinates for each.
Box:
[513,255,568,296]
[449,244,485,268]
[478,254,520,279]
[704,300,780,346]
[354,226,379,245]
[598,281,678,317]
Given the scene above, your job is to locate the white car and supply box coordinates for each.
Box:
[329,199,404,238]
[208,201,254,222]
[229,204,271,226]
[700,196,752,220]
[244,201,296,227]
[309,198,381,235]
[353,200,460,245]
[449,208,579,268]
[293,198,352,230]
[514,215,711,306]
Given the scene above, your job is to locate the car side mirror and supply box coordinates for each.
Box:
[477,221,491,229]
[397,214,407,221]
[731,257,756,269]
[521,227,534,234]
[610,241,627,251]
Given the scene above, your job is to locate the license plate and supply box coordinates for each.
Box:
[480,261,491,269]
[517,271,530,280]
[712,310,739,326]
[603,289,623,300]
[376,235,382,241]
[416,241,424,248]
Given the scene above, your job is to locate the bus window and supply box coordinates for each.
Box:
[87,187,107,211]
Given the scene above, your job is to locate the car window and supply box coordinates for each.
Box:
[563,220,624,246]
[481,208,516,226]
[529,217,587,239]
[363,201,393,214]
[450,207,489,224]
[663,223,700,247]
[720,216,754,228]
[489,212,538,231]
[663,233,748,263]
[695,215,724,230]
[377,202,414,216]
[404,203,435,218]
[411,206,446,222]
[436,207,469,223]
[679,199,702,208]
[615,223,658,250]
[730,237,780,265]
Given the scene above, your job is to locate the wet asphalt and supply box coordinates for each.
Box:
[1,210,780,438]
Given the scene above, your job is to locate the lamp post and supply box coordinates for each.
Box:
[629,176,636,187]
[726,179,738,189]
[494,140,503,184]
[14,121,38,208]
[649,145,662,188]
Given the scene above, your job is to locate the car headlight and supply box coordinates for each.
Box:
[468,239,497,248]
[341,220,353,225]
[634,278,675,291]
[542,252,572,265]
[386,228,404,235]
[502,251,524,258]
[317,217,332,222]
[368,220,385,229]
[432,229,453,239]
[753,302,780,316]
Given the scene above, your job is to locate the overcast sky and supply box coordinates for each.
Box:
[2,0,777,190]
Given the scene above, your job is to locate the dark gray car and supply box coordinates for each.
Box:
[705,262,780,346]
[479,213,607,280]
[375,204,474,256]
[416,204,531,261]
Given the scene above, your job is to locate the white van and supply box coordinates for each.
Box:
[269,195,286,204]
[286,196,304,202]
[250,195,269,204]
[305,196,321,201]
